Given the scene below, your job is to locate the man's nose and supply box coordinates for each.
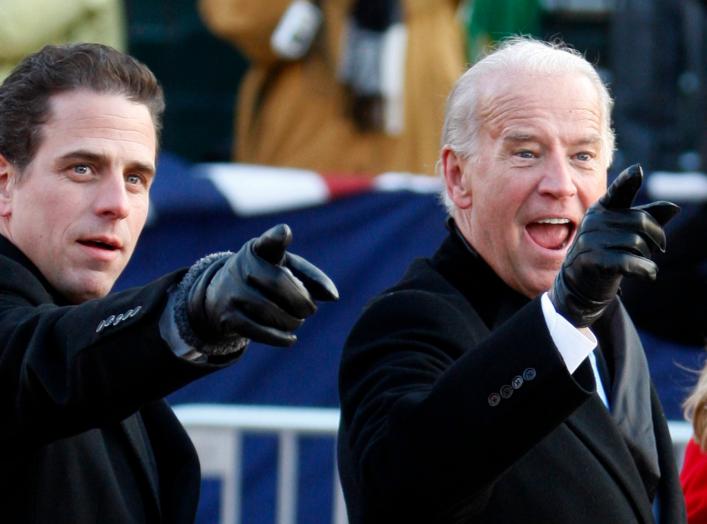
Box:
[538,152,577,198]
[94,172,130,219]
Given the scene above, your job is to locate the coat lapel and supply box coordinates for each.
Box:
[120,413,162,518]
[565,380,655,523]
[565,300,665,524]
[595,300,661,499]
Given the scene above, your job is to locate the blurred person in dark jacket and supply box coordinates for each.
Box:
[622,202,706,347]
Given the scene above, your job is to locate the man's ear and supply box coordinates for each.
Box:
[441,146,473,209]
[0,153,17,217]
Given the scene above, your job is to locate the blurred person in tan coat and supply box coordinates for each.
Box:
[199,0,465,176]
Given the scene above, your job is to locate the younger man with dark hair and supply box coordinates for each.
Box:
[0,43,338,523]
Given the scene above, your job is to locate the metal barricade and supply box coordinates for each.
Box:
[174,404,347,524]
[669,419,694,468]
[175,403,694,524]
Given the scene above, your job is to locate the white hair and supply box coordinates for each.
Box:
[439,36,615,214]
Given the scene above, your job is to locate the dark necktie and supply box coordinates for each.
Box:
[593,344,613,398]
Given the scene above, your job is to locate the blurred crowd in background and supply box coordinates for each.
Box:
[5,1,702,175]
[1,0,704,370]
[131,0,707,177]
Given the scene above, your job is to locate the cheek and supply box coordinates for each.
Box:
[16,191,65,237]
[26,177,77,212]
[471,180,517,227]
[579,173,607,206]
[127,201,149,240]
[487,184,529,225]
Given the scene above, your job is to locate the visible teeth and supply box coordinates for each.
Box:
[536,218,570,225]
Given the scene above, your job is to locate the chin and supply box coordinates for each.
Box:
[521,272,557,299]
[61,280,115,304]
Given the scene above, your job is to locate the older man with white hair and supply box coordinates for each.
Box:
[336,37,685,523]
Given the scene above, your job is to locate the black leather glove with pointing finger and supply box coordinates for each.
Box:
[183,224,339,353]
[549,164,679,328]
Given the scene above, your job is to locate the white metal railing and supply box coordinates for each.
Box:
[174,404,346,524]
[670,420,693,468]
[175,404,694,524]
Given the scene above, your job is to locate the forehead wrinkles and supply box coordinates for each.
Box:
[478,76,603,139]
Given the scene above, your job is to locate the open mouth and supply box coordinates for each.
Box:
[78,239,120,251]
[526,217,575,250]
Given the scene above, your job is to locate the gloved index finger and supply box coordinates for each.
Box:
[252,223,292,265]
[599,164,643,210]
[635,200,680,227]
[285,252,340,301]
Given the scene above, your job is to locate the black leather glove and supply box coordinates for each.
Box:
[187,224,339,347]
[550,164,679,327]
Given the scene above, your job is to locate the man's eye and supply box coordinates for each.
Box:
[126,174,143,186]
[73,164,91,175]
[575,152,593,162]
[516,150,536,159]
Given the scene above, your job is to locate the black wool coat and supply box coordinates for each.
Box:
[337,227,686,524]
[0,235,231,523]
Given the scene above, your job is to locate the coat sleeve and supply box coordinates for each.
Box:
[338,288,595,518]
[0,266,229,448]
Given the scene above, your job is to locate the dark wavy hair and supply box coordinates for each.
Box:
[0,43,165,172]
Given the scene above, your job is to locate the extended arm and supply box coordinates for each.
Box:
[339,289,593,518]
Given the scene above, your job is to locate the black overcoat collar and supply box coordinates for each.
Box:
[432,219,530,331]
[0,234,70,305]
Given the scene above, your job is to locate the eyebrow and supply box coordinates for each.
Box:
[57,150,156,176]
[502,132,603,147]
[571,135,603,148]
[502,132,537,143]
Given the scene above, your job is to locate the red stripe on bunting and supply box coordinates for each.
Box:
[320,172,375,199]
